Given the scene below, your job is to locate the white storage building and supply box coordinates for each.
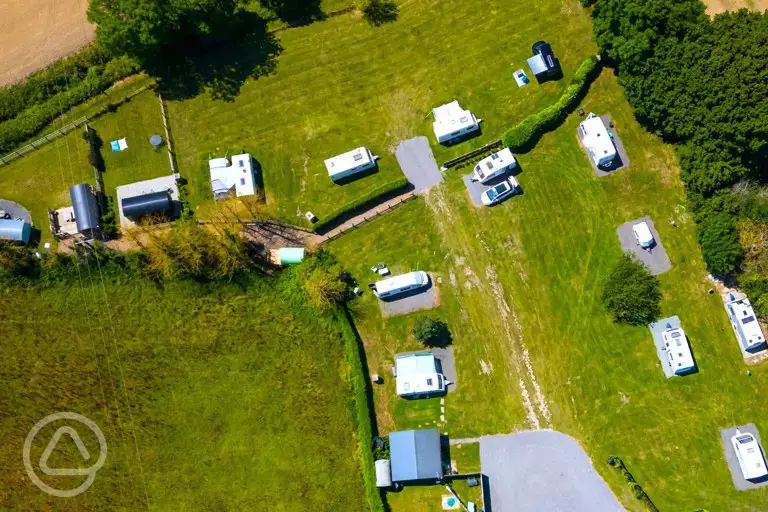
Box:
[432,101,480,144]
[394,352,446,398]
[325,147,377,182]
[209,153,257,200]
[578,113,616,168]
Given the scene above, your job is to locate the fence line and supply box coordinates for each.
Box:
[440,139,503,171]
[0,83,153,167]
[317,192,416,244]
[157,93,178,173]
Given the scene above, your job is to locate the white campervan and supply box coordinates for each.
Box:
[374,271,429,299]
[731,431,768,481]
[473,147,517,184]
[394,352,447,398]
[578,113,616,168]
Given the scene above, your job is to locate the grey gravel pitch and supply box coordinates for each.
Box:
[616,216,672,275]
[462,172,515,208]
[480,431,623,512]
[578,114,630,177]
[395,347,457,392]
[648,316,689,379]
[720,424,768,491]
[378,274,439,318]
[395,136,443,193]
[0,199,32,223]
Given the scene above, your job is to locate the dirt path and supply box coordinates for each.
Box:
[0,0,95,86]
[703,0,768,15]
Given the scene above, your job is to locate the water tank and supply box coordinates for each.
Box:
[69,184,101,237]
[122,191,173,219]
[375,459,392,488]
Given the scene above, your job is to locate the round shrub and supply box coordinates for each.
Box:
[601,254,662,326]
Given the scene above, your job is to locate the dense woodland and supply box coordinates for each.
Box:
[590,0,768,315]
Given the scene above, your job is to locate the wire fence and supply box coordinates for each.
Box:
[0,83,153,168]
[440,139,503,171]
[316,192,417,244]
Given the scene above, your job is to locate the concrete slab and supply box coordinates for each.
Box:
[462,172,518,208]
[648,316,697,378]
[0,198,32,224]
[720,424,768,491]
[578,114,630,177]
[395,137,443,193]
[616,216,672,275]
[396,347,457,392]
[378,273,439,318]
[116,174,181,228]
[480,431,623,512]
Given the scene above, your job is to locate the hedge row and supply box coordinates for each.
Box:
[0,55,140,154]
[311,176,411,233]
[336,308,386,512]
[502,55,601,151]
[0,46,114,123]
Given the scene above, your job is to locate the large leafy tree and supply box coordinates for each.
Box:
[88,0,246,67]
[601,254,662,326]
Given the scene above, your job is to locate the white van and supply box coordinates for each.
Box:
[374,271,429,299]
[632,221,655,248]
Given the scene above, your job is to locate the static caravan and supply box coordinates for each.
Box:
[374,271,429,299]
[579,113,616,168]
[432,101,480,144]
[325,147,377,182]
[473,147,517,184]
[726,296,766,352]
[394,352,447,398]
[731,431,768,481]
[661,326,696,375]
[209,153,257,199]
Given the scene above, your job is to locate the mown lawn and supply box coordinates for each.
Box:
[328,65,768,512]
[167,0,595,226]
[0,274,367,511]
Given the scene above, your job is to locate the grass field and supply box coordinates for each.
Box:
[0,273,367,510]
[328,56,768,512]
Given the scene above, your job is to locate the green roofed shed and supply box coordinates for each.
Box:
[279,248,305,265]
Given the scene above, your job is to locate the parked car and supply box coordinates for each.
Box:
[473,148,517,184]
[731,430,768,481]
[481,177,519,206]
[632,221,655,248]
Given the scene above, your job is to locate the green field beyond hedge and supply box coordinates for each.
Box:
[0,274,367,510]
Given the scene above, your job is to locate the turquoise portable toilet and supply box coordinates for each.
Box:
[279,247,305,265]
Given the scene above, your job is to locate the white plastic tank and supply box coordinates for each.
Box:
[375,459,392,488]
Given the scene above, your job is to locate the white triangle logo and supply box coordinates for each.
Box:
[39,426,91,476]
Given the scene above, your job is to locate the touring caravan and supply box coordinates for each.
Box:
[374,271,429,299]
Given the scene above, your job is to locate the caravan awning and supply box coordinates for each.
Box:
[527,54,548,76]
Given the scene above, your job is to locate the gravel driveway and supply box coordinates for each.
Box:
[0,199,32,224]
[480,431,623,512]
[395,137,443,193]
[616,216,672,275]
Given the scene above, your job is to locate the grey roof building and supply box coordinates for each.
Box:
[69,184,101,239]
[389,429,443,483]
[121,190,173,220]
[0,218,32,244]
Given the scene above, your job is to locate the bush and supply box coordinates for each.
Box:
[296,250,348,311]
[412,317,452,347]
[601,254,662,325]
[363,0,398,26]
[697,212,743,275]
[310,177,410,232]
[502,55,600,151]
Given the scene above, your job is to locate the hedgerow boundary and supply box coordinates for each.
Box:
[337,307,387,512]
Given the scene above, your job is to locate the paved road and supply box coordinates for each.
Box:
[480,431,623,512]
[395,136,443,192]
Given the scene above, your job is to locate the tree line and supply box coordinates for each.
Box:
[588,0,768,313]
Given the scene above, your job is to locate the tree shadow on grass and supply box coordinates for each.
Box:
[261,0,325,26]
[150,12,283,102]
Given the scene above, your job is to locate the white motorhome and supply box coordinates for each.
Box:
[374,271,429,299]
[394,352,447,398]
[661,325,696,375]
[731,430,768,481]
[209,153,257,200]
[725,296,767,352]
[432,101,480,144]
[325,147,377,182]
[578,113,616,168]
[473,148,517,184]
